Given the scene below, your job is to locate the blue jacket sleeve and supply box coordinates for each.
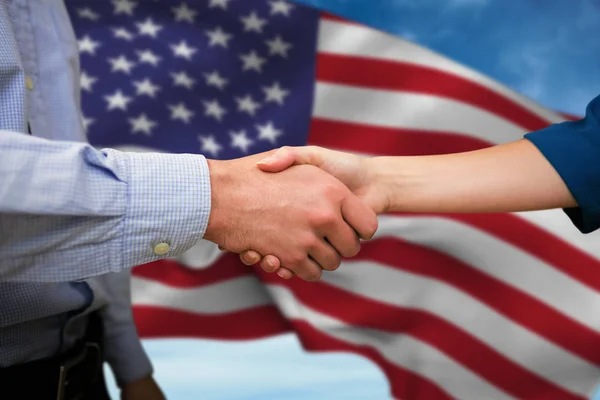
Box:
[0,130,211,282]
[525,95,600,233]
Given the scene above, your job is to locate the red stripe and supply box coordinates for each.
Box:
[308,121,600,293]
[309,118,493,156]
[352,237,600,367]
[134,304,290,339]
[316,53,552,132]
[259,273,584,400]
[320,12,353,23]
[291,320,454,400]
[132,257,251,287]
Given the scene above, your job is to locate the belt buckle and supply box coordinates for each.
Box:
[55,342,102,400]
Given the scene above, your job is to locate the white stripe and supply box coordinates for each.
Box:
[131,275,273,313]
[314,82,527,143]
[322,260,599,396]
[267,284,518,400]
[317,19,565,125]
[373,215,600,334]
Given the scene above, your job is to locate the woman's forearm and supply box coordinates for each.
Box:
[370,139,577,213]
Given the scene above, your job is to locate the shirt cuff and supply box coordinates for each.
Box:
[524,98,600,233]
[104,323,153,386]
[105,150,212,267]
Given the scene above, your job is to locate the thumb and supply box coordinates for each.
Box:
[257,146,324,172]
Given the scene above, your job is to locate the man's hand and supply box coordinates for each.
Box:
[204,150,378,281]
[236,146,387,279]
[120,375,165,400]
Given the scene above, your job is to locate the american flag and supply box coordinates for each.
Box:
[67,0,600,398]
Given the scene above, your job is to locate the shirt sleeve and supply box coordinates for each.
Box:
[0,129,211,282]
[99,269,153,386]
[524,94,600,233]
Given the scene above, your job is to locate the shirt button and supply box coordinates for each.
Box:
[153,242,171,255]
[25,76,34,90]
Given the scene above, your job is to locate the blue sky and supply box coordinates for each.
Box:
[105,0,600,398]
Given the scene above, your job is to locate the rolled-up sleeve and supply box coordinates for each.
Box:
[0,130,212,282]
[525,95,600,233]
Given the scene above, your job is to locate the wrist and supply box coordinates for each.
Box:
[204,159,231,244]
[366,156,423,213]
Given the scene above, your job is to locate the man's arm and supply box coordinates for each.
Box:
[0,130,377,282]
[0,129,210,282]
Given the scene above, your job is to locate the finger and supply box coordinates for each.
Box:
[239,250,261,265]
[322,216,361,258]
[277,268,294,279]
[218,245,227,251]
[257,146,324,172]
[341,195,379,240]
[260,255,281,273]
[309,239,342,271]
[290,257,322,282]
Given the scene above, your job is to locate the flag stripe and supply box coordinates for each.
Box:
[134,305,290,339]
[350,238,600,368]
[317,18,565,125]
[270,285,519,400]
[261,275,588,399]
[316,53,551,132]
[313,83,528,143]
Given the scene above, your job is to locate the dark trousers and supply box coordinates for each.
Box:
[0,312,111,400]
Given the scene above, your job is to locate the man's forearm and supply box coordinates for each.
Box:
[369,139,577,213]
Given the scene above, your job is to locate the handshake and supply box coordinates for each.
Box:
[203,146,388,282]
[203,138,573,281]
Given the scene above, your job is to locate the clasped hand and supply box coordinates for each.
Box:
[204,147,384,281]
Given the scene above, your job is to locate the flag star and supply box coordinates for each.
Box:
[172,2,197,23]
[208,0,231,10]
[82,115,94,132]
[80,71,97,92]
[256,121,282,143]
[112,0,137,15]
[205,26,232,48]
[263,82,289,105]
[230,130,254,153]
[137,18,163,38]
[203,71,228,90]
[171,40,197,60]
[137,49,161,66]
[235,95,261,116]
[240,11,267,33]
[108,55,136,74]
[112,27,135,41]
[129,113,157,136]
[202,99,227,121]
[77,35,100,55]
[265,35,292,57]
[133,78,161,97]
[198,135,223,157]
[269,0,294,16]
[77,8,100,21]
[105,90,133,111]
[171,71,196,90]
[168,102,194,123]
[240,51,266,73]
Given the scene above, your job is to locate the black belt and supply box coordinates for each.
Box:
[0,312,110,400]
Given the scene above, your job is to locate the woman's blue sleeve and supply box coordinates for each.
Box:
[524,95,600,233]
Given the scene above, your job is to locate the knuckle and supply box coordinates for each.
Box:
[308,209,338,228]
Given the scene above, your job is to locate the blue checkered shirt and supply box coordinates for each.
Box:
[0,0,211,385]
